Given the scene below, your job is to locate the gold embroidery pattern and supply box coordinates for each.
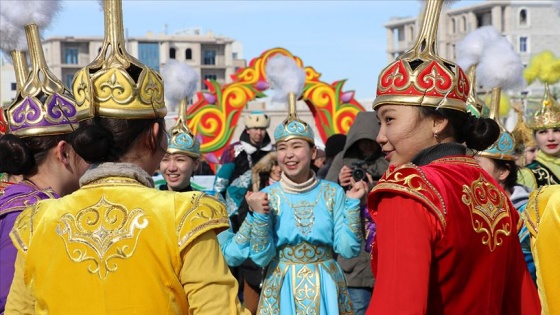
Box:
[373,164,447,227]
[531,166,560,186]
[462,175,511,251]
[257,244,353,315]
[293,265,320,315]
[258,264,283,315]
[56,196,148,279]
[251,217,270,253]
[177,193,230,248]
[234,219,252,245]
[323,183,337,215]
[279,186,324,236]
[278,242,333,263]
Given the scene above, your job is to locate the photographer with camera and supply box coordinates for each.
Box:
[325,111,389,315]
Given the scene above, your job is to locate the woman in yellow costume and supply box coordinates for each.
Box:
[523,184,560,314]
[6,1,248,314]
[522,52,560,314]
[518,51,560,189]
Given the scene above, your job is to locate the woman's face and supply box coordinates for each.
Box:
[276,139,316,183]
[524,146,537,164]
[535,128,560,157]
[270,164,282,181]
[160,153,199,191]
[376,105,440,165]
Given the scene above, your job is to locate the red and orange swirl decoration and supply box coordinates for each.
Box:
[186,47,365,164]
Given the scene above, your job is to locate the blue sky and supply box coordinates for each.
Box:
[42,0,482,101]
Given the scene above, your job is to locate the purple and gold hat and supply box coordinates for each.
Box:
[5,24,89,137]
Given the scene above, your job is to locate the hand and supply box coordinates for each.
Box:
[346,179,369,205]
[245,191,270,214]
[338,165,353,187]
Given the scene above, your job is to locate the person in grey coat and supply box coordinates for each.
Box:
[325,111,389,315]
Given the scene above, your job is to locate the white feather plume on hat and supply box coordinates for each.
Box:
[0,0,62,55]
[476,37,525,90]
[161,59,199,111]
[455,26,500,71]
[265,54,306,103]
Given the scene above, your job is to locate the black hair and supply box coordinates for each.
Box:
[492,159,518,192]
[0,133,69,176]
[70,117,166,164]
[418,107,500,151]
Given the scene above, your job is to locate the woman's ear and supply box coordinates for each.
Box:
[56,141,71,165]
[432,116,450,137]
[498,166,511,183]
[311,145,318,160]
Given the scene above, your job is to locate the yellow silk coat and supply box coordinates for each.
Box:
[523,185,560,315]
[6,176,248,315]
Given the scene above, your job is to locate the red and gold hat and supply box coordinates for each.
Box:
[373,0,469,111]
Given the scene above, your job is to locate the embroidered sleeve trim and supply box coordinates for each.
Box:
[370,164,447,228]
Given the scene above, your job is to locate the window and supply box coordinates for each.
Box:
[185,48,192,60]
[519,36,528,53]
[461,16,467,32]
[138,42,160,71]
[397,27,404,41]
[232,52,238,59]
[451,18,456,34]
[65,74,74,88]
[65,48,78,64]
[10,82,17,91]
[519,9,528,26]
[169,48,176,59]
[203,50,216,65]
[204,74,217,81]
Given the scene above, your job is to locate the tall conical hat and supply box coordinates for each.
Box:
[373,0,469,111]
[161,59,200,158]
[265,54,314,144]
[72,0,165,119]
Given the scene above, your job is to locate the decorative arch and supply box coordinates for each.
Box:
[186,47,365,163]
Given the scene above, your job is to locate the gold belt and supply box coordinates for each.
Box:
[278,242,333,263]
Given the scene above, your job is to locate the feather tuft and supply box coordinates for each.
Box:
[161,59,199,106]
[476,37,525,90]
[456,26,500,70]
[0,0,62,29]
[265,54,306,103]
[524,51,560,85]
[0,17,28,53]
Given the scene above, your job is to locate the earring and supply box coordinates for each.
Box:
[433,130,441,143]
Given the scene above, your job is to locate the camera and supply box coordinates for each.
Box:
[351,160,368,182]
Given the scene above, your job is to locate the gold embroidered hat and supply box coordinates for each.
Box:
[72,0,166,119]
[161,59,200,158]
[511,104,536,150]
[478,89,516,160]
[265,54,314,144]
[5,24,89,137]
[373,0,469,111]
[528,84,560,130]
[524,51,560,130]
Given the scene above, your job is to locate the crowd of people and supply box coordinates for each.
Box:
[1,0,559,314]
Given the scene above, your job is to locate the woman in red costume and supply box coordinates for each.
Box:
[365,1,540,314]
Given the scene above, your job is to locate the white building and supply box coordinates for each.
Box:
[384,0,560,104]
[1,28,245,106]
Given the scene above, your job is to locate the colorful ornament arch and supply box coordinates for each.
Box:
[186,47,365,163]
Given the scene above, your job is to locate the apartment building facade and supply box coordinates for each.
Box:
[1,28,245,105]
[384,0,560,99]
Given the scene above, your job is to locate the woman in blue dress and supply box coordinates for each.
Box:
[245,54,366,315]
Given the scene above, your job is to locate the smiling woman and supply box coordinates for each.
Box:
[240,54,368,315]
[365,0,540,314]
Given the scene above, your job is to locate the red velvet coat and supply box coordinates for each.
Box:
[367,156,540,315]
